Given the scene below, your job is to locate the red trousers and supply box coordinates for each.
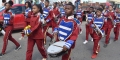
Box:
[2,28,20,54]
[86,24,93,40]
[51,21,57,31]
[62,49,72,60]
[26,38,47,60]
[44,25,53,39]
[114,24,120,40]
[105,27,112,44]
[92,32,101,54]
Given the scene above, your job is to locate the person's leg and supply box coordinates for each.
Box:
[9,34,20,48]
[1,29,11,54]
[114,25,120,41]
[26,38,35,60]
[62,49,72,60]
[86,25,89,41]
[83,24,89,44]
[91,38,100,59]
[36,39,47,59]
[105,28,112,44]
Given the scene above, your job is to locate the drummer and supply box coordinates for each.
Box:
[53,2,79,60]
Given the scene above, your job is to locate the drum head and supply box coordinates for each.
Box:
[47,41,66,54]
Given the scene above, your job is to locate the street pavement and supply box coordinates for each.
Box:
[0,22,120,60]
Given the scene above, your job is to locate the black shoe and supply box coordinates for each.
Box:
[104,44,108,48]
[15,45,21,51]
[0,53,4,57]
[114,40,118,42]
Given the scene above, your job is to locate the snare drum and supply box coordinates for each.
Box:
[47,41,67,58]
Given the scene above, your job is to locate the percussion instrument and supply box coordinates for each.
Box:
[47,41,67,58]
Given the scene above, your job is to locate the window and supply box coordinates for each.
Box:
[11,6,23,14]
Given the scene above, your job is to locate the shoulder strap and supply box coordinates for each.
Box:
[73,18,80,25]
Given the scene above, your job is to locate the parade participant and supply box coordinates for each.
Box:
[104,5,116,47]
[76,4,84,34]
[51,2,60,31]
[25,4,47,60]
[83,7,94,44]
[40,0,45,9]
[0,1,21,57]
[114,8,120,41]
[90,8,107,59]
[52,3,79,60]
[59,5,65,18]
[19,1,32,40]
[43,0,53,44]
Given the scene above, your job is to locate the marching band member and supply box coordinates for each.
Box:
[90,8,107,59]
[0,1,21,57]
[53,3,79,60]
[113,8,120,41]
[43,0,53,44]
[19,1,32,40]
[104,5,116,47]
[40,0,45,9]
[83,7,94,44]
[51,2,60,31]
[76,4,83,34]
[59,5,65,18]
[25,4,47,60]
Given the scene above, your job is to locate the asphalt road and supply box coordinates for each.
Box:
[0,22,120,60]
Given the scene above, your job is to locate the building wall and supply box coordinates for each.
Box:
[108,0,120,3]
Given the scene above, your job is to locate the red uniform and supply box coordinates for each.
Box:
[90,16,107,59]
[114,13,120,41]
[104,10,116,44]
[85,13,94,41]
[76,9,83,23]
[52,7,60,31]
[26,13,47,60]
[1,10,20,54]
[76,9,83,33]
[43,7,53,44]
[54,15,79,60]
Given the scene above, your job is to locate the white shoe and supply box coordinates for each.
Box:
[83,40,88,44]
[91,38,93,42]
[80,31,82,34]
[19,37,24,40]
[42,58,47,60]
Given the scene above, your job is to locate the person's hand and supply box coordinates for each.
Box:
[63,45,68,51]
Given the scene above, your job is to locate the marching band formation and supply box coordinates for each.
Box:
[0,0,120,60]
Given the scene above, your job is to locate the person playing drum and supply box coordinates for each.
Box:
[52,3,79,60]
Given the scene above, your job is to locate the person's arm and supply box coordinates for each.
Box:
[30,17,41,33]
[64,23,79,50]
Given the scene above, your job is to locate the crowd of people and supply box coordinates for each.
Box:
[0,0,120,60]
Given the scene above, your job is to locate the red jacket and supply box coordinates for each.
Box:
[104,10,116,28]
[56,16,79,48]
[76,9,84,23]
[52,7,60,17]
[28,13,44,39]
